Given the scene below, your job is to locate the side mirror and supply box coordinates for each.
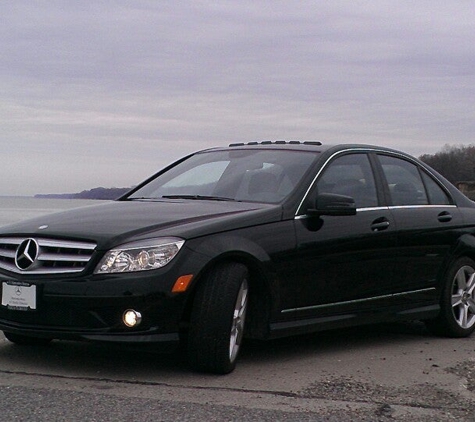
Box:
[307,193,357,217]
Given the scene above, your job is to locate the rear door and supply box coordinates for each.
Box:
[376,153,463,298]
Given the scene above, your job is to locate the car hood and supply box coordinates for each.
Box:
[0,199,283,249]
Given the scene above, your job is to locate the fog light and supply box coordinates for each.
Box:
[123,309,142,327]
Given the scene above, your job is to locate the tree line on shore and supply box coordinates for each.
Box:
[35,187,131,200]
[419,144,475,184]
[420,144,475,200]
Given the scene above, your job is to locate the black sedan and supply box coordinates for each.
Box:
[1,141,475,374]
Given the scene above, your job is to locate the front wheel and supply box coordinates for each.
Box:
[425,257,475,337]
[187,262,249,374]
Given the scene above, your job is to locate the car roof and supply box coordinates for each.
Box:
[201,140,403,156]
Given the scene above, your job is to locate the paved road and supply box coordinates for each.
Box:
[1,322,475,421]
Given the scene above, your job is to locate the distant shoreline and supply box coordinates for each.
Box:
[34,187,131,200]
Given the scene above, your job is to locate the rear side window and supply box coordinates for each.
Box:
[421,171,452,205]
[378,155,451,206]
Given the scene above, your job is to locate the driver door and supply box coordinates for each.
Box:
[280,152,398,319]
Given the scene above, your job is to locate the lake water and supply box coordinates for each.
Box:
[0,196,109,227]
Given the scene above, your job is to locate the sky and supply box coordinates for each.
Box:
[1,1,474,196]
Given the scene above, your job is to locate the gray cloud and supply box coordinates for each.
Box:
[1,1,474,195]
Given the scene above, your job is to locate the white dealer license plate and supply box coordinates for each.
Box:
[1,282,36,310]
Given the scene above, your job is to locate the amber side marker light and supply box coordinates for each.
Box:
[172,274,194,293]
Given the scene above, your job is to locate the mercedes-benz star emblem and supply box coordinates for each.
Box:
[15,238,39,271]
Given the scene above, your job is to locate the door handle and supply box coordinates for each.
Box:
[371,217,390,232]
[438,211,452,223]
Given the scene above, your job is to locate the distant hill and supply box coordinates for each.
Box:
[35,187,132,200]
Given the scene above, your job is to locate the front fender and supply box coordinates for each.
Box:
[182,221,297,336]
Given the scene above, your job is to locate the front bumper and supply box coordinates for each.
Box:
[0,269,189,350]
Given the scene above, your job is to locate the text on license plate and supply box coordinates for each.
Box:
[1,281,36,310]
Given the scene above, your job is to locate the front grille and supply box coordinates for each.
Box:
[0,237,97,275]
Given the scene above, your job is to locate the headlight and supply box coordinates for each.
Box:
[95,237,185,274]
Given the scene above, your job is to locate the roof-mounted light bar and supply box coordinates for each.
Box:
[229,140,322,147]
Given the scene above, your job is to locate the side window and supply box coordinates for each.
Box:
[421,171,452,205]
[317,153,378,208]
[378,155,428,206]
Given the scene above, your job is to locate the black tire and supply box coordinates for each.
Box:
[187,262,249,374]
[3,331,52,346]
[425,257,475,337]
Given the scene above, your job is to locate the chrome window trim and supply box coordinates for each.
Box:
[281,287,435,314]
[357,206,390,212]
[295,147,456,216]
[294,206,390,220]
[294,204,457,221]
[295,147,384,216]
[388,204,457,210]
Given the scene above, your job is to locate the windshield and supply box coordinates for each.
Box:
[128,149,318,204]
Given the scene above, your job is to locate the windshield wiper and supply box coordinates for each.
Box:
[125,197,158,201]
[161,195,236,201]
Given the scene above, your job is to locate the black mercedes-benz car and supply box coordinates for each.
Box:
[1,141,475,374]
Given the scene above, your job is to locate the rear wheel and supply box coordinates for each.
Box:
[187,262,249,374]
[425,257,475,337]
[3,331,52,346]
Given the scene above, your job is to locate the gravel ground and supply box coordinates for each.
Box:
[1,323,475,421]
